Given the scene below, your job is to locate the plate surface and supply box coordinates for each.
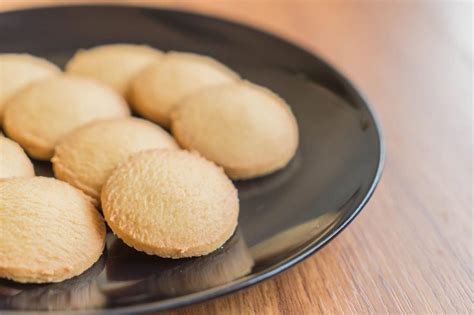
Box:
[0,5,384,314]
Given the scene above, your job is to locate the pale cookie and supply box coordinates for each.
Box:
[0,177,106,283]
[0,54,60,123]
[52,117,178,203]
[0,136,35,179]
[129,51,239,127]
[65,44,163,97]
[3,75,130,160]
[101,149,239,258]
[171,81,299,179]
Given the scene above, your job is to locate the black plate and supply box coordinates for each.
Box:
[0,5,384,314]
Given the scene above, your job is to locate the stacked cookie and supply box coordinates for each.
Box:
[0,44,298,283]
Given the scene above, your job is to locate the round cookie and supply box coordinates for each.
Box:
[101,149,239,258]
[65,44,163,97]
[171,81,299,179]
[0,54,60,123]
[3,75,130,160]
[0,177,106,283]
[52,117,179,203]
[129,51,239,127]
[0,136,35,179]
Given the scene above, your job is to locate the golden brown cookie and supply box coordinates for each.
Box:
[101,149,239,258]
[65,44,163,97]
[129,51,239,127]
[0,54,60,123]
[0,136,35,179]
[171,80,299,179]
[52,117,178,203]
[0,177,106,283]
[3,75,130,160]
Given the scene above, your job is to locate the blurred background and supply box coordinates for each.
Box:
[1,1,472,314]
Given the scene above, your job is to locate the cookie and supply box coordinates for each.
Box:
[129,51,239,127]
[0,177,106,283]
[171,81,299,179]
[52,117,178,203]
[65,44,163,97]
[0,136,35,179]
[3,75,130,160]
[0,54,60,123]
[101,149,239,258]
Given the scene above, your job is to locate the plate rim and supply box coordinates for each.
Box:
[0,4,385,314]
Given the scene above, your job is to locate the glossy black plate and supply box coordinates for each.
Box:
[0,5,384,314]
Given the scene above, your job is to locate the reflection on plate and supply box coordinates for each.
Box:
[250,212,340,263]
[0,255,106,311]
[1,231,254,311]
[102,230,253,306]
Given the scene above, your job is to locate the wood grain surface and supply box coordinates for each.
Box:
[1,1,472,314]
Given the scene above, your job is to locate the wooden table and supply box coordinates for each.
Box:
[1,1,472,313]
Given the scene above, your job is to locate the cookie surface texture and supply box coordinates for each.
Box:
[0,53,60,123]
[171,81,299,179]
[65,44,163,97]
[101,149,239,258]
[0,136,35,179]
[0,177,106,283]
[3,75,130,160]
[52,117,178,202]
[130,51,239,127]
